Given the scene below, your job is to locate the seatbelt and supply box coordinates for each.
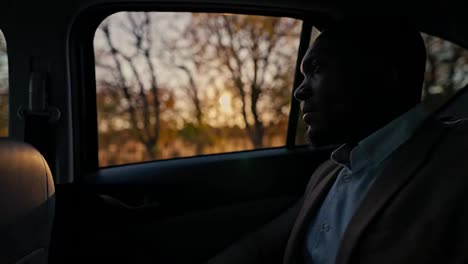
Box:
[18,72,60,173]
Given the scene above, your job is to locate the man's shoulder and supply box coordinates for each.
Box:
[402,116,468,180]
[435,117,468,158]
[402,116,468,151]
[434,117,468,147]
[442,117,468,131]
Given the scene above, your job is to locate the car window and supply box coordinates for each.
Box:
[0,31,7,137]
[94,12,302,167]
[421,33,468,107]
[295,32,468,145]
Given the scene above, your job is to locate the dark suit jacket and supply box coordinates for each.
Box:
[207,117,468,264]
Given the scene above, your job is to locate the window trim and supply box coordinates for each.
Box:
[0,29,8,138]
[69,3,327,181]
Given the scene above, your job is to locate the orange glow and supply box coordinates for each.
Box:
[219,92,233,114]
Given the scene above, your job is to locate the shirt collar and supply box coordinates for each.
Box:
[331,104,430,172]
[330,144,353,170]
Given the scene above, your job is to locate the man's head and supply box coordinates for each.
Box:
[295,17,427,147]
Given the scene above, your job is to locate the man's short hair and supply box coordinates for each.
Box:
[321,17,427,103]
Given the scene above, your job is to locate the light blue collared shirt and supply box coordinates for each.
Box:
[304,104,430,264]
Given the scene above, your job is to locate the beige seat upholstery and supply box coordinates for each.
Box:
[0,139,55,264]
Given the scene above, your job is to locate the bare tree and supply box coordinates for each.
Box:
[187,14,301,148]
[175,64,206,154]
[158,20,214,154]
[98,13,162,159]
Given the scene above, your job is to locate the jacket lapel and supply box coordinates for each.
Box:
[284,161,342,263]
[335,118,449,264]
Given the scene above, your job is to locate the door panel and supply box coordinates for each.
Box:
[50,147,331,263]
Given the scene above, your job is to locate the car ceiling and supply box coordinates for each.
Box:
[0,0,465,49]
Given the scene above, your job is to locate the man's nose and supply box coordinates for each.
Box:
[294,82,313,101]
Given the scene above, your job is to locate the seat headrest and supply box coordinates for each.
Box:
[0,139,55,264]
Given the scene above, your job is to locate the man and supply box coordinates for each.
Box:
[207,17,468,264]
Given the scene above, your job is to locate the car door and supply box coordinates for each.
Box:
[46,5,332,264]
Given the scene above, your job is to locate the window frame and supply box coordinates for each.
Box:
[0,29,8,138]
[69,3,324,180]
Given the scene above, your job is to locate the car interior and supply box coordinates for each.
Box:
[0,1,467,263]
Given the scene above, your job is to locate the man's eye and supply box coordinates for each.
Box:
[311,64,321,73]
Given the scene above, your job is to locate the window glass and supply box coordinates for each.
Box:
[0,31,7,136]
[295,32,468,145]
[421,33,468,107]
[94,12,302,166]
